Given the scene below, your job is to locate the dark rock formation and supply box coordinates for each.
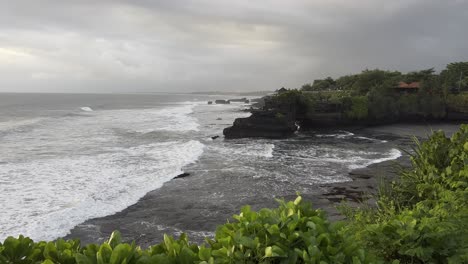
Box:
[250,97,266,109]
[447,111,468,121]
[223,94,302,139]
[207,101,213,105]
[223,110,297,138]
[174,173,190,179]
[211,136,219,140]
[228,98,247,103]
[215,100,230,104]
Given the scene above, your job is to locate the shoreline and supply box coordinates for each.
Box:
[63,123,461,247]
[63,152,409,247]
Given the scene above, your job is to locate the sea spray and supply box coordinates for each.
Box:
[0,140,204,241]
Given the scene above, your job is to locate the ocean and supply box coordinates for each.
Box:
[0,93,402,242]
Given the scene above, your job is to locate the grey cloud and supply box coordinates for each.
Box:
[0,0,467,93]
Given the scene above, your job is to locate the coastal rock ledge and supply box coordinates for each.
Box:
[223,111,297,138]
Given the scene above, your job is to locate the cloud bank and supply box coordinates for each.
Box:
[0,0,467,93]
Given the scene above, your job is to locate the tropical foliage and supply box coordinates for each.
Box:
[291,62,468,123]
[343,124,468,263]
[0,197,376,264]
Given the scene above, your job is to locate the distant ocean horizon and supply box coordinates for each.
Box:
[0,93,401,242]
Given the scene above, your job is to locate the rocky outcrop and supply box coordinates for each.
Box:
[249,97,266,109]
[447,111,468,121]
[215,100,230,104]
[223,110,297,138]
[174,173,190,179]
[228,98,250,103]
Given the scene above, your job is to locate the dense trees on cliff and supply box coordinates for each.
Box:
[302,62,468,94]
[441,62,468,93]
[279,62,468,124]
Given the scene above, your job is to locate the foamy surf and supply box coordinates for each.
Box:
[0,117,45,132]
[318,148,402,170]
[80,107,93,112]
[284,145,402,173]
[355,136,388,143]
[126,103,200,132]
[210,143,275,158]
[0,140,204,241]
[316,130,354,139]
[348,148,402,169]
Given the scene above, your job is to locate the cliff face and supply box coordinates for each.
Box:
[223,92,468,138]
[223,111,297,138]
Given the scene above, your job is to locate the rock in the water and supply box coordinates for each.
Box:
[215,100,230,104]
[216,118,222,120]
[207,101,213,105]
[250,97,265,109]
[223,111,297,138]
[174,173,190,179]
[211,135,220,140]
[228,98,248,103]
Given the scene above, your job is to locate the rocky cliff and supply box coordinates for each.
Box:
[223,110,297,138]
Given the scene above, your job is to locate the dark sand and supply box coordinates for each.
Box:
[64,123,463,247]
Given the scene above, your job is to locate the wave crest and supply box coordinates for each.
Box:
[0,140,205,241]
[80,107,93,112]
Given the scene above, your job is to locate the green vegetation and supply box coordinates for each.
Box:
[344,96,368,120]
[1,125,467,263]
[440,62,468,93]
[447,92,468,113]
[290,62,468,123]
[0,198,375,264]
[344,124,468,263]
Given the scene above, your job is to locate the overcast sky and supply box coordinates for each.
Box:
[0,0,467,93]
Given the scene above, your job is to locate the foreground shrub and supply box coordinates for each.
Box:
[0,196,375,264]
[206,197,376,263]
[345,124,468,263]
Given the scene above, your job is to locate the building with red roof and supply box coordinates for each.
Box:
[395,81,420,92]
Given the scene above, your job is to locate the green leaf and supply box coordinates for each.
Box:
[198,247,211,261]
[109,244,133,264]
[265,246,273,258]
[75,253,93,264]
[97,243,113,263]
[294,196,302,206]
[107,231,122,249]
[271,245,287,257]
[239,236,256,249]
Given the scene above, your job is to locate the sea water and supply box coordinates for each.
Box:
[0,93,401,241]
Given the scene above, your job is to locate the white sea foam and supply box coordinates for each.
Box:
[0,140,204,241]
[317,148,402,170]
[316,130,354,139]
[211,143,275,158]
[348,148,402,169]
[0,101,204,241]
[287,145,402,173]
[104,103,200,133]
[0,118,45,132]
[80,107,93,112]
[354,136,388,143]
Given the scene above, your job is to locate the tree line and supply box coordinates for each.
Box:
[273,62,468,123]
